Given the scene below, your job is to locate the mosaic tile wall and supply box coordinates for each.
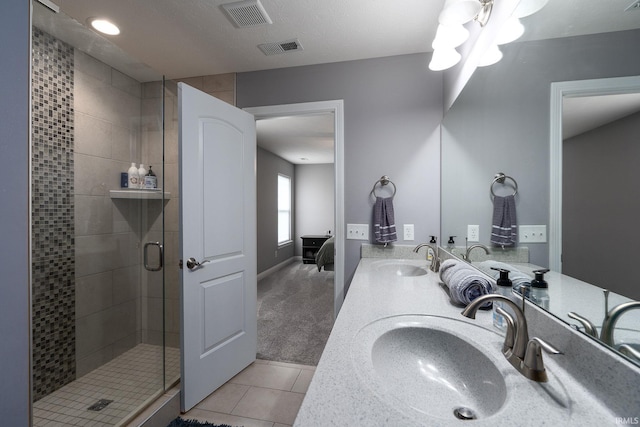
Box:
[31,28,75,401]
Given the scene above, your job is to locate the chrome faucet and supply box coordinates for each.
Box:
[462,244,490,262]
[600,301,640,346]
[413,244,440,272]
[462,294,562,382]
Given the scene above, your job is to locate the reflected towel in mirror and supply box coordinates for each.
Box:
[491,195,517,247]
[373,196,397,244]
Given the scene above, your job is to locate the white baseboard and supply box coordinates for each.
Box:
[257,256,300,281]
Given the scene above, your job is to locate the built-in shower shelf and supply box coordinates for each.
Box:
[109,190,171,200]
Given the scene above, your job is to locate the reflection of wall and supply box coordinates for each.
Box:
[563,111,640,300]
[257,147,296,273]
[294,164,334,256]
[441,29,640,267]
[238,53,442,286]
[73,49,143,377]
[32,28,75,400]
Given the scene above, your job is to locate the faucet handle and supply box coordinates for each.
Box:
[523,337,563,382]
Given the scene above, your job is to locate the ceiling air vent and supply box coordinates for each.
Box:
[221,0,273,28]
[258,39,304,56]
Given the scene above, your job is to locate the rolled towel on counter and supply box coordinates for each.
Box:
[439,259,495,308]
[475,260,532,291]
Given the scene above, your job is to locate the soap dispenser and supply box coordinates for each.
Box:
[491,267,514,332]
[447,236,456,251]
[428,236,437,262]
[530,269,550,310]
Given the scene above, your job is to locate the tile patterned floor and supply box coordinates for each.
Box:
[177,359,315,427]
[33,344,180,426]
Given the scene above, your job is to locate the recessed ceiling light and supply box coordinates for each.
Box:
[89,18,120,35]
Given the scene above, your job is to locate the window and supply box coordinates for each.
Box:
[278,174,292,245]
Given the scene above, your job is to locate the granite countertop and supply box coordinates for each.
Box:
[293,258,619,426]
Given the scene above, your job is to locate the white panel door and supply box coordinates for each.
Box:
[179,83,257,412]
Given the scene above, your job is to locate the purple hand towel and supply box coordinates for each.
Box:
[373,197,397,244]
[491,195,517,247]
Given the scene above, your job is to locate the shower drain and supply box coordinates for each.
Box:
[453,406,477,420]
[87,399,113,411]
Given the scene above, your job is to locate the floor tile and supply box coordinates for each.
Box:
[232,386,304,425]
[291,369,314,394]
[268,361,316,371]
[195,382,249,413]
[230,363,300,391]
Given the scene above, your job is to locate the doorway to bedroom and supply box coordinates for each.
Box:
[248,101,344,366]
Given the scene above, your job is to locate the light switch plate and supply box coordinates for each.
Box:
[347,224,369,240]
[520,225,547,243]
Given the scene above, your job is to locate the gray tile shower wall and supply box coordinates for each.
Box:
[31,28,75,400]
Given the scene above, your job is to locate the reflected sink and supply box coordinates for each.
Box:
[373,260,428,277]
[352,315,571,424]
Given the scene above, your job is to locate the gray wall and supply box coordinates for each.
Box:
[257,147,295,273]
[0,1,30,424]
[563,111,640,300]
[238,53,442,285]
[294,164,334,256]
[441,29,640,267]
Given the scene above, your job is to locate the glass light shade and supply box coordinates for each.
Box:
[432,24,470,49]
[429,48,462,71]
[514,0,549,18]
[439,0,483,25]
[89,18,120,35]
[477,44,503,67]
[495,16,525,45]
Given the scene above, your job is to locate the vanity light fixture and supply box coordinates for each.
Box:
[429,0,548,71]
[89,18,120,36]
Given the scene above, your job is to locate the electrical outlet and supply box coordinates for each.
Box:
[403,224,415,241]
[347,224,369,240]
[520,225,547,243]
[467,225,479,242]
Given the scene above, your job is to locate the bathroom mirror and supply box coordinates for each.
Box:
[440,0,640,365]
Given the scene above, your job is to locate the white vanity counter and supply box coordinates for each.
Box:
[293,258,629,426]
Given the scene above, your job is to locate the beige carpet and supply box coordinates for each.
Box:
[257,261,334,365]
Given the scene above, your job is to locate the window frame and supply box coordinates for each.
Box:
[277,173,292,247]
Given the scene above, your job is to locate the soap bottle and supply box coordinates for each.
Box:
[530,269,550,310]
[144,165,157,189]
[447,236,456,252]
[127,163,139,189]
[491,267,514,332]
[137,164,147,189]
[428,235,437,261]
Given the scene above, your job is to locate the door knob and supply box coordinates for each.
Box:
[186,257,209,270]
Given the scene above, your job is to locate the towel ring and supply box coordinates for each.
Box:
[370,175,396,199]
[490,172,518,198]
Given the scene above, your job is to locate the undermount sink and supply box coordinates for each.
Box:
[352,315,571,424]
[373,260,428,277]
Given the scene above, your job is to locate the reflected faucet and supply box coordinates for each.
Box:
[462,294,562,382]
[600,301,640,346]
[413,244,440,272]
[463,244,490,262]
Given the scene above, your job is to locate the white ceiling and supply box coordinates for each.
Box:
[563,93,640,139]
[34,0,640,163]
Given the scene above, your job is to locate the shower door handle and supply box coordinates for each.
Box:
[144,242,163,271]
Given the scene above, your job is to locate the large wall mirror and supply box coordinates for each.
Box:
[441,0,640,366]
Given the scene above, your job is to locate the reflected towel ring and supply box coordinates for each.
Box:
[371,175,397,199]
[490,172,518,198]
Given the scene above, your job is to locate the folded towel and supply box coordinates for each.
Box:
[439,259,494,308]
[476,260,532,291]
[373,197,397,244]
[491,195,517,247]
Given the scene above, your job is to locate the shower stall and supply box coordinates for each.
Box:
[31,3,180,425]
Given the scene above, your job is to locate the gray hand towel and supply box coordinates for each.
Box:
[373,196,397,244]
[491,195,517,247]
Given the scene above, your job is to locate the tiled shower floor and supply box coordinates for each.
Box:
[33,343,180,426]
